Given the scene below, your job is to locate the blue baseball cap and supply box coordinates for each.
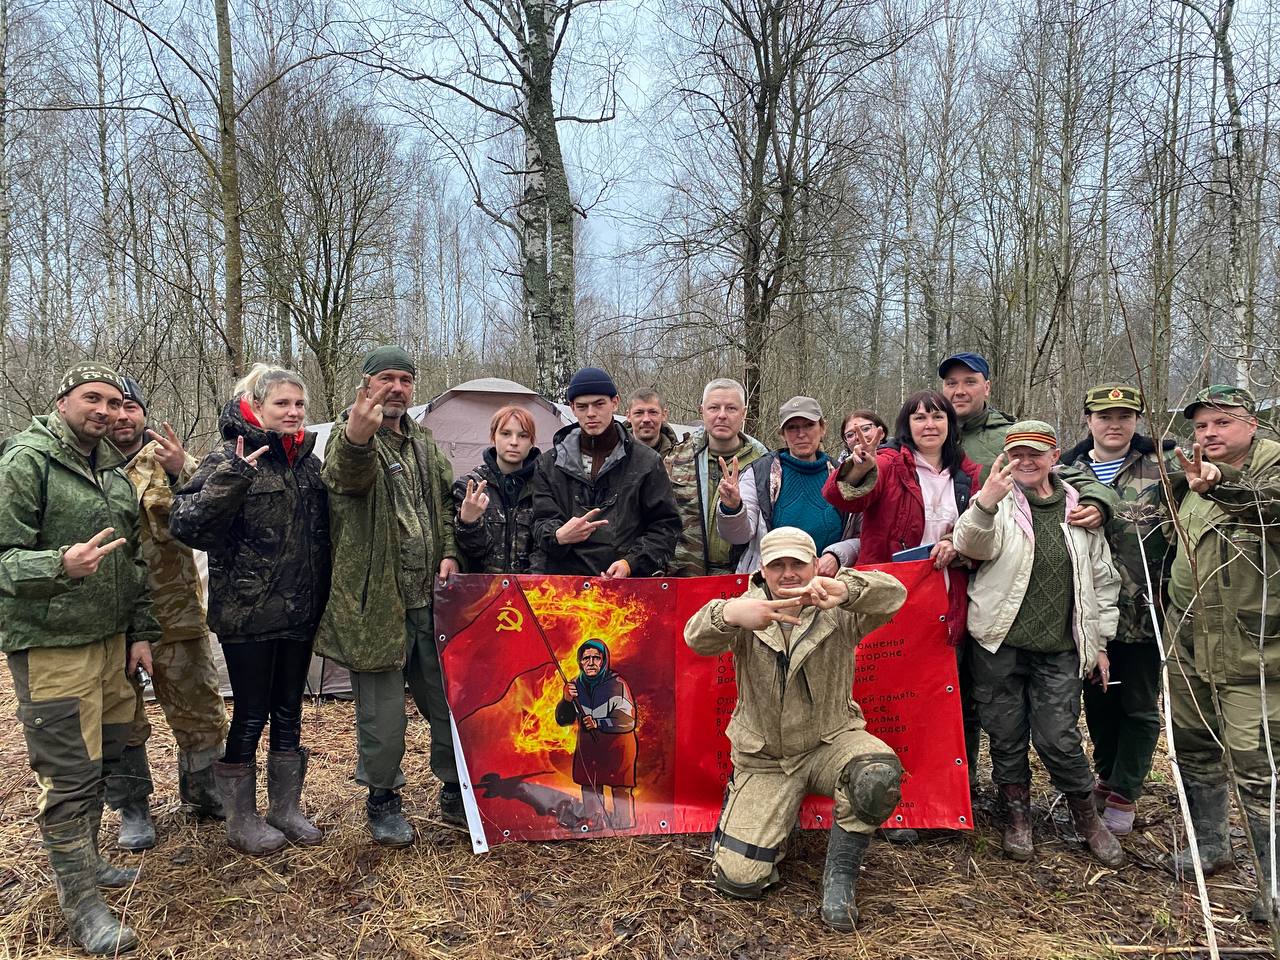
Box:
[937,352,991,379]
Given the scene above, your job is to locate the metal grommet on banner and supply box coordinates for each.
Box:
[958,816,968,825]
[501,578,510,587]
[502,829,511,838]
[580,824,590,833]
[582,581,592,590]
[938,615,947,622]
[895,814,904,823]
[661,582,669,590]
[439,635,446,643]
[735,578,743,585]
[954,757,964,765]
[659,820,669,830]
[946,684,955,693]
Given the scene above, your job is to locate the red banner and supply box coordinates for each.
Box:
[434,563,970,850]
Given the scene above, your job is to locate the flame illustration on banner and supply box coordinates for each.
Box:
[510,581,649,766]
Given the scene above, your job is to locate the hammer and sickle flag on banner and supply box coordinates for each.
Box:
[438,579,553,723]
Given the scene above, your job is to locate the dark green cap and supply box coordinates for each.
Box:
[362,345,416,378]
[1183,384,1257,420]
[56,361,125,400]
[1085,383,1143,413]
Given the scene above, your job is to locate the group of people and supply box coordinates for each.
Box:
[0,347,1275,951]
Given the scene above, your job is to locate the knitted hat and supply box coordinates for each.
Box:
[1003,420,1058,453]
[120,376,147,413]
[1183,384,1257,420]
[56,362,125,400]
[759,527,817,566]
[566,367,618,402]
[362,345,416,378]
[1084,383,1142,413]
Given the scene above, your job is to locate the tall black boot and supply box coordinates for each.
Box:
[1246,814,1280,925]
[179,746,225,819]
[820,825,871,932]
[42,817,139,954]
[104,744,156,851]
[1170,780,1235,878]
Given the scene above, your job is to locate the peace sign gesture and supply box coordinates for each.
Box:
[145,421,188,476]
[234,435,270,469]
[718,456,743,510]
[841,430,877,483]
[556,507,609,545]
[345,375,392,445]
[976,453,1017,511]
[1177,442,1222,493]
[459,478,490,524]
[63,527,129,579]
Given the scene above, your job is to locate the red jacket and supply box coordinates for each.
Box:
[822,443,980,644]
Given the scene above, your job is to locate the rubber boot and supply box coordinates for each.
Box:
[999,783,1034,861]
[820,825,871,931]
[88,805,139,889]
[439,783,466,827]
[1171,780,1235,878]
[212,760,286,855]
[179,747,225,820]
[104,744,156,851]
[366,789,415,847]
[1068,793,1126,867]
[1246,814,1280,925]
[1092,781,1111,815]
[42,817,139,955]
[265,749,323,845]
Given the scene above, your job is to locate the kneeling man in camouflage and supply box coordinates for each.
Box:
[684,526,907,930]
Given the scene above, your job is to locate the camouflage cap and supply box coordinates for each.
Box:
[56,361,125,400]
[1085,383,1143,413]
[1003,420,1058,452]
[1183,384,1257,420]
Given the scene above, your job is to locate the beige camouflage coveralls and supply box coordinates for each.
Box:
[684,569,907,893]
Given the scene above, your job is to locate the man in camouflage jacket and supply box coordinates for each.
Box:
[665,378,769,576]
[1062,383,1177,835]
[315,346,461,846]
[1164,385,1280,927]
[101,377,229,850]
[0,362,161,954]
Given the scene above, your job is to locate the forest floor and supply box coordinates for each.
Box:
[0,672,1275,960]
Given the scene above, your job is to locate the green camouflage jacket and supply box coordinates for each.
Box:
[315,412,456,672]
[0,413,160,653]
[623,420,685,459]
[1167,437,1280,683]
[664,429,768,576]
[958,405,1017,477]
[124,441,208,644]
[1062,434,1178,644]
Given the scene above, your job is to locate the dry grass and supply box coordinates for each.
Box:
[0,669,1274,960]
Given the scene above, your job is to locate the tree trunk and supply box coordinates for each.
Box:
[214,0,245,376]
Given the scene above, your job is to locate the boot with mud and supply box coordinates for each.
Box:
[42,817,139,955]
[1170,780,1235,879]
[265,748,323,845]
[1067,793,1126,868]
[1246,813,1280,926]
[179,747,225,819]
[820,825,872,931]
[999,783,1034,860]
[213,760,286,855]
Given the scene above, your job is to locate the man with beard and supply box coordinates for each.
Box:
[103,377,229,850]
[528,366,680,577]
[316,346,462,844]
[0,362,160,953]
[555,639,639,830]
[665,378,769,576]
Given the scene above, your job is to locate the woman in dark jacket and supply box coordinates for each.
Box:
[452,405,541,573]
[170,364,331,855]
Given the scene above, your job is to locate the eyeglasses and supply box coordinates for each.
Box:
[843,428,875,441]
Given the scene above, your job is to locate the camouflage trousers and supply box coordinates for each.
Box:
[125,635,228,755]
[712,728,899,892]
[1168,612,1280,822]
[5,634,134,826]
[970,643,1095,796]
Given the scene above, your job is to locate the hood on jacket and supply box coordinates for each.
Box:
[481,445,542,481]
[217,397,317,461]
[1062,432,1175,467]
[14,412,128,473]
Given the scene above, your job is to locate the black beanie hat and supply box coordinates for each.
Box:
[566,366,618,402]
[120,376,147,413]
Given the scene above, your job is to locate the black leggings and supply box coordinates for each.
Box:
[220,635,314,764]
